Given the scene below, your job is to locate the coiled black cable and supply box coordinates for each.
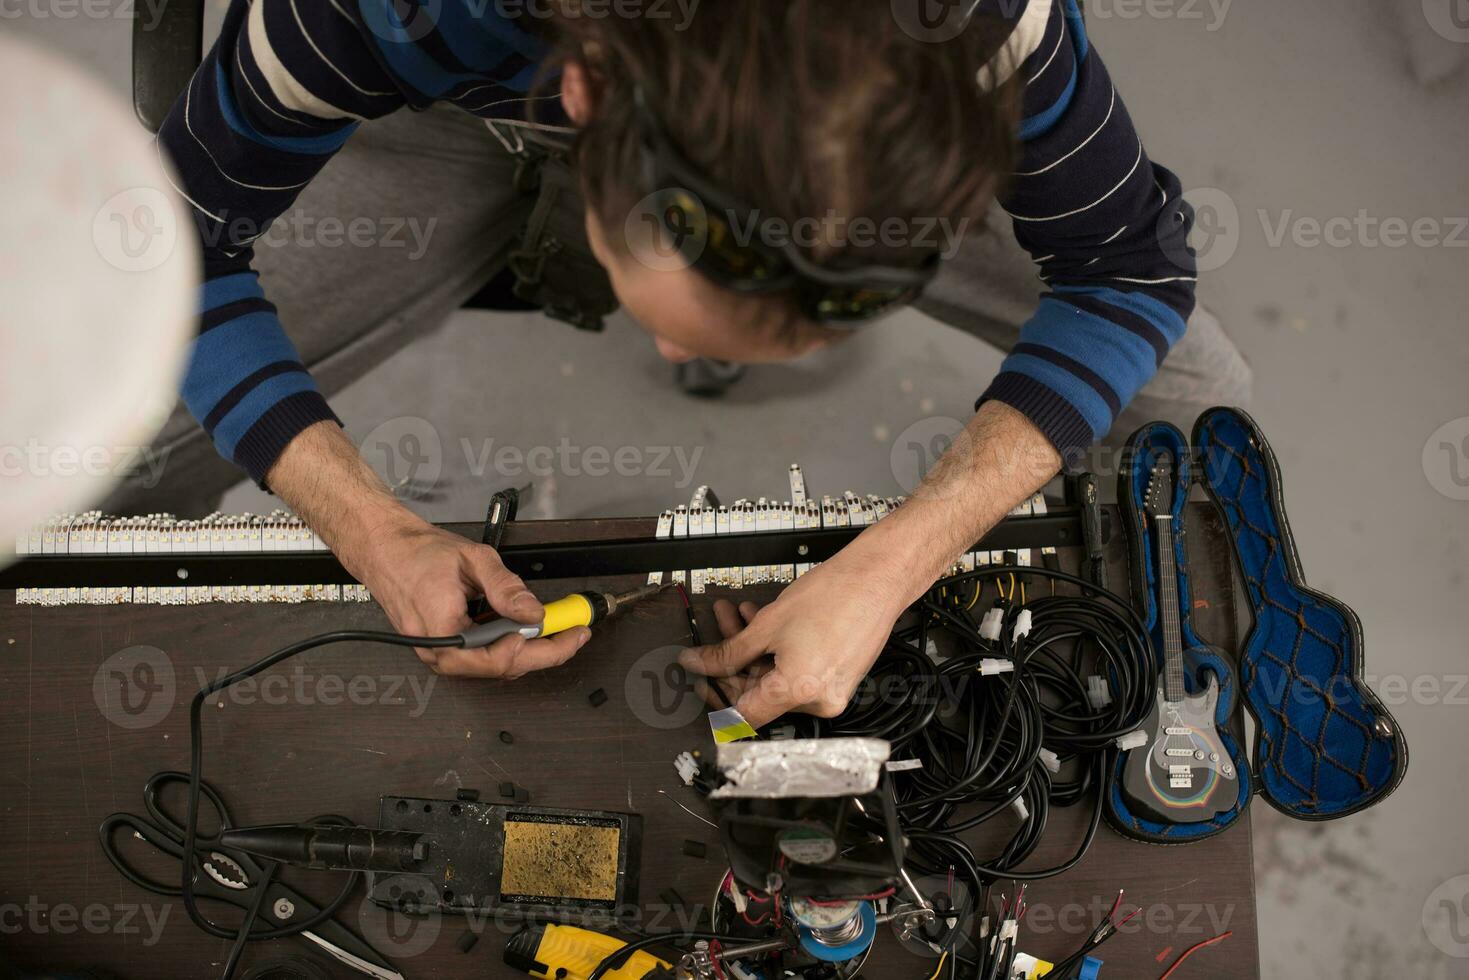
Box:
[825,565,1156,978]
[179,630,465,980]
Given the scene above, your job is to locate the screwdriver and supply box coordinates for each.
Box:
[457,583,666,648]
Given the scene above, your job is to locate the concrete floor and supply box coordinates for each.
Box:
[10,2,1469,976]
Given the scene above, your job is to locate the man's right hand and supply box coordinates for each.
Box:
[265,421,591,678]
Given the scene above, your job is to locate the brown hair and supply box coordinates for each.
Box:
[543,0,1022,269]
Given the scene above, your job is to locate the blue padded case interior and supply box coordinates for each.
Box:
[1107,410,1408,845]
[1191,408,1407,820]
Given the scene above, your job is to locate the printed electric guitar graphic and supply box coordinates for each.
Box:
[1121,458,1238,824]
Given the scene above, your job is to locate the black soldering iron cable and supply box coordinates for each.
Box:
[180,630,463,978]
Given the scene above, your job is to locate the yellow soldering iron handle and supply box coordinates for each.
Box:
[540,592,597,636]
[459,592,601,648]
[506,923,673,980]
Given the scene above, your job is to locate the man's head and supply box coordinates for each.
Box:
[549,1,1019,364]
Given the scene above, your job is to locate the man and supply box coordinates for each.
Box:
[136,0,1249,727]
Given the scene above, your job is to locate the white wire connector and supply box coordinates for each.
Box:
[979,659,1015,676]
[1011,797,1031,823]
[1012,953,1046,977]
[1038,748,1061,774]
[1012,609,1033,642]
[980,607,1005,642]
[674,751,700,787]
[1115,730,1149,752]
[1087,675,1112,709]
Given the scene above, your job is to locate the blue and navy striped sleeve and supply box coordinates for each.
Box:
[980,0,1197,466]
[158,0,543,486]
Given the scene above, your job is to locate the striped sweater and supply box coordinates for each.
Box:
[158,0,1195,483]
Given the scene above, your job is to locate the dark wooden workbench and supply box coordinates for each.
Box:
[0,506,1258,979]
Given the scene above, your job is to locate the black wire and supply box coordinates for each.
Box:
[825,565,1156,979]
[180,630,463,980]
[586,930,752,980]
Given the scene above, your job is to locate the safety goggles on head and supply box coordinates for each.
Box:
[631,88,941,326]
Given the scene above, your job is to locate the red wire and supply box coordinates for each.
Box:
[1106,889,1125,924]
[805,888,896,906]
[708,940,729,980]
[1157,931,1233,980]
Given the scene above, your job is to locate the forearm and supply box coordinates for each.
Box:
[265,421,424,577]
[855,401,1062,607]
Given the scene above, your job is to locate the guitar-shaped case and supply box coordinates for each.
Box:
[1106,410,1408,844]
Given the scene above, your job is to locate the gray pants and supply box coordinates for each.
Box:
[106,105,1251,515]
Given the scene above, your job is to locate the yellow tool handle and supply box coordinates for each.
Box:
[528,924,671,980]
[459,593,599,648]
[540,592,596,637]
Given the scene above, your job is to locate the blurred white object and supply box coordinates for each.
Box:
[0,35,198,564]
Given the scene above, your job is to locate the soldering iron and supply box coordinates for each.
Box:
[460,583,666,647]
